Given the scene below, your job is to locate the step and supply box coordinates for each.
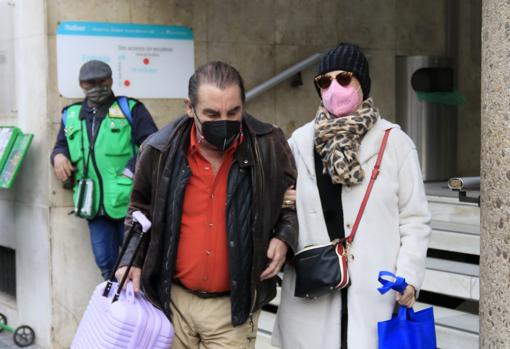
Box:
[423,258,479,300]
[427,195,480,227]
[435,326,478,349]
[256,311,278,349]
[269,285,281,307]
[429,229,479,255]
[255,332,278,349]
[415,302,478,349]
[430,220,480,236]
[426,257,479,277]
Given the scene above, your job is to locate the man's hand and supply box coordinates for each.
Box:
[396,285,416,308]
[115,266,142,292]
[260,238,288,280]
[282,186,296,208]
[53,153,75,181]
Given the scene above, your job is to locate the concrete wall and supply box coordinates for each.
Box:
[457,0,482,176]
[0,0,52,347]
[47,0,452,133]
[0,0,480,348]
[0,1,17,123]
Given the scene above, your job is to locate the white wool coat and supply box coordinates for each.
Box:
[272,118,431,349]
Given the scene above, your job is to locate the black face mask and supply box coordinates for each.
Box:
[84,85,112,105]
[194,111,242,152]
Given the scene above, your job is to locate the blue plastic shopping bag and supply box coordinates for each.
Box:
[377,271,437,349]
[378,305,436,349]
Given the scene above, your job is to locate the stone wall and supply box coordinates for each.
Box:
[0,0,52,348]
[480,0,510,347]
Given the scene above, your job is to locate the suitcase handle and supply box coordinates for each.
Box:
[133,211,152,233]
[102,211,150,300]
[112,229,148,302]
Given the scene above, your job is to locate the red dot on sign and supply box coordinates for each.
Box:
[143,58,150,65]
[124,80,130,87]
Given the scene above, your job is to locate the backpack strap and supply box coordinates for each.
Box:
[117,96,134,125]
[61,107,69,128]
[61,102,83,128]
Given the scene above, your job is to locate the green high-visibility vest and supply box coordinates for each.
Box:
[63,99,137,219]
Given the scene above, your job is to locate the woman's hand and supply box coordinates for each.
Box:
[396,285,416,308]
[282,186,296,209]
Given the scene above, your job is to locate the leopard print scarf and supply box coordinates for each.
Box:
[314,97,380,185]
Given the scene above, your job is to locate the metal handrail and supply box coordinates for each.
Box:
[448,176,480,206]
[245,53,322,102]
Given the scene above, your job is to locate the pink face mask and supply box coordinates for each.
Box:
[321,79,361,117]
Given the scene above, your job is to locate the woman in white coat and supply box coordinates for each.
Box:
[272,43,431,349]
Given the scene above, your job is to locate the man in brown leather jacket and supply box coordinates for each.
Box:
[116,61,298,349]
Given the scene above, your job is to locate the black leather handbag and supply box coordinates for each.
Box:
[294,239,349,298]
[293,129,391,299]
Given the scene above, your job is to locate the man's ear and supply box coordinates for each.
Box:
[184,98,194,118]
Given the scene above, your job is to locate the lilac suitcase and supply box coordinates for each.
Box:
[71,282,173,349]
[71,212,174,349]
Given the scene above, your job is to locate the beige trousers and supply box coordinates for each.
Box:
[170,284,260,349]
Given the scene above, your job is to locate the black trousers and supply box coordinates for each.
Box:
[341,287,348,349]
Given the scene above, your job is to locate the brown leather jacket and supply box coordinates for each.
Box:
[121,114,298,326]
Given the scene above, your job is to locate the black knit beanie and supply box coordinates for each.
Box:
[316,43,371,100]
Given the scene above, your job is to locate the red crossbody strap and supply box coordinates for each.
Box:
[346,128,392,244]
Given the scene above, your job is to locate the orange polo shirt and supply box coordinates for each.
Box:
[175,124,241,292]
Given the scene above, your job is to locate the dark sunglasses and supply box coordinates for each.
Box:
[314,71,353,90]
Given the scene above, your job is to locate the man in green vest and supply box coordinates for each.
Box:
[51,60,158,280]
